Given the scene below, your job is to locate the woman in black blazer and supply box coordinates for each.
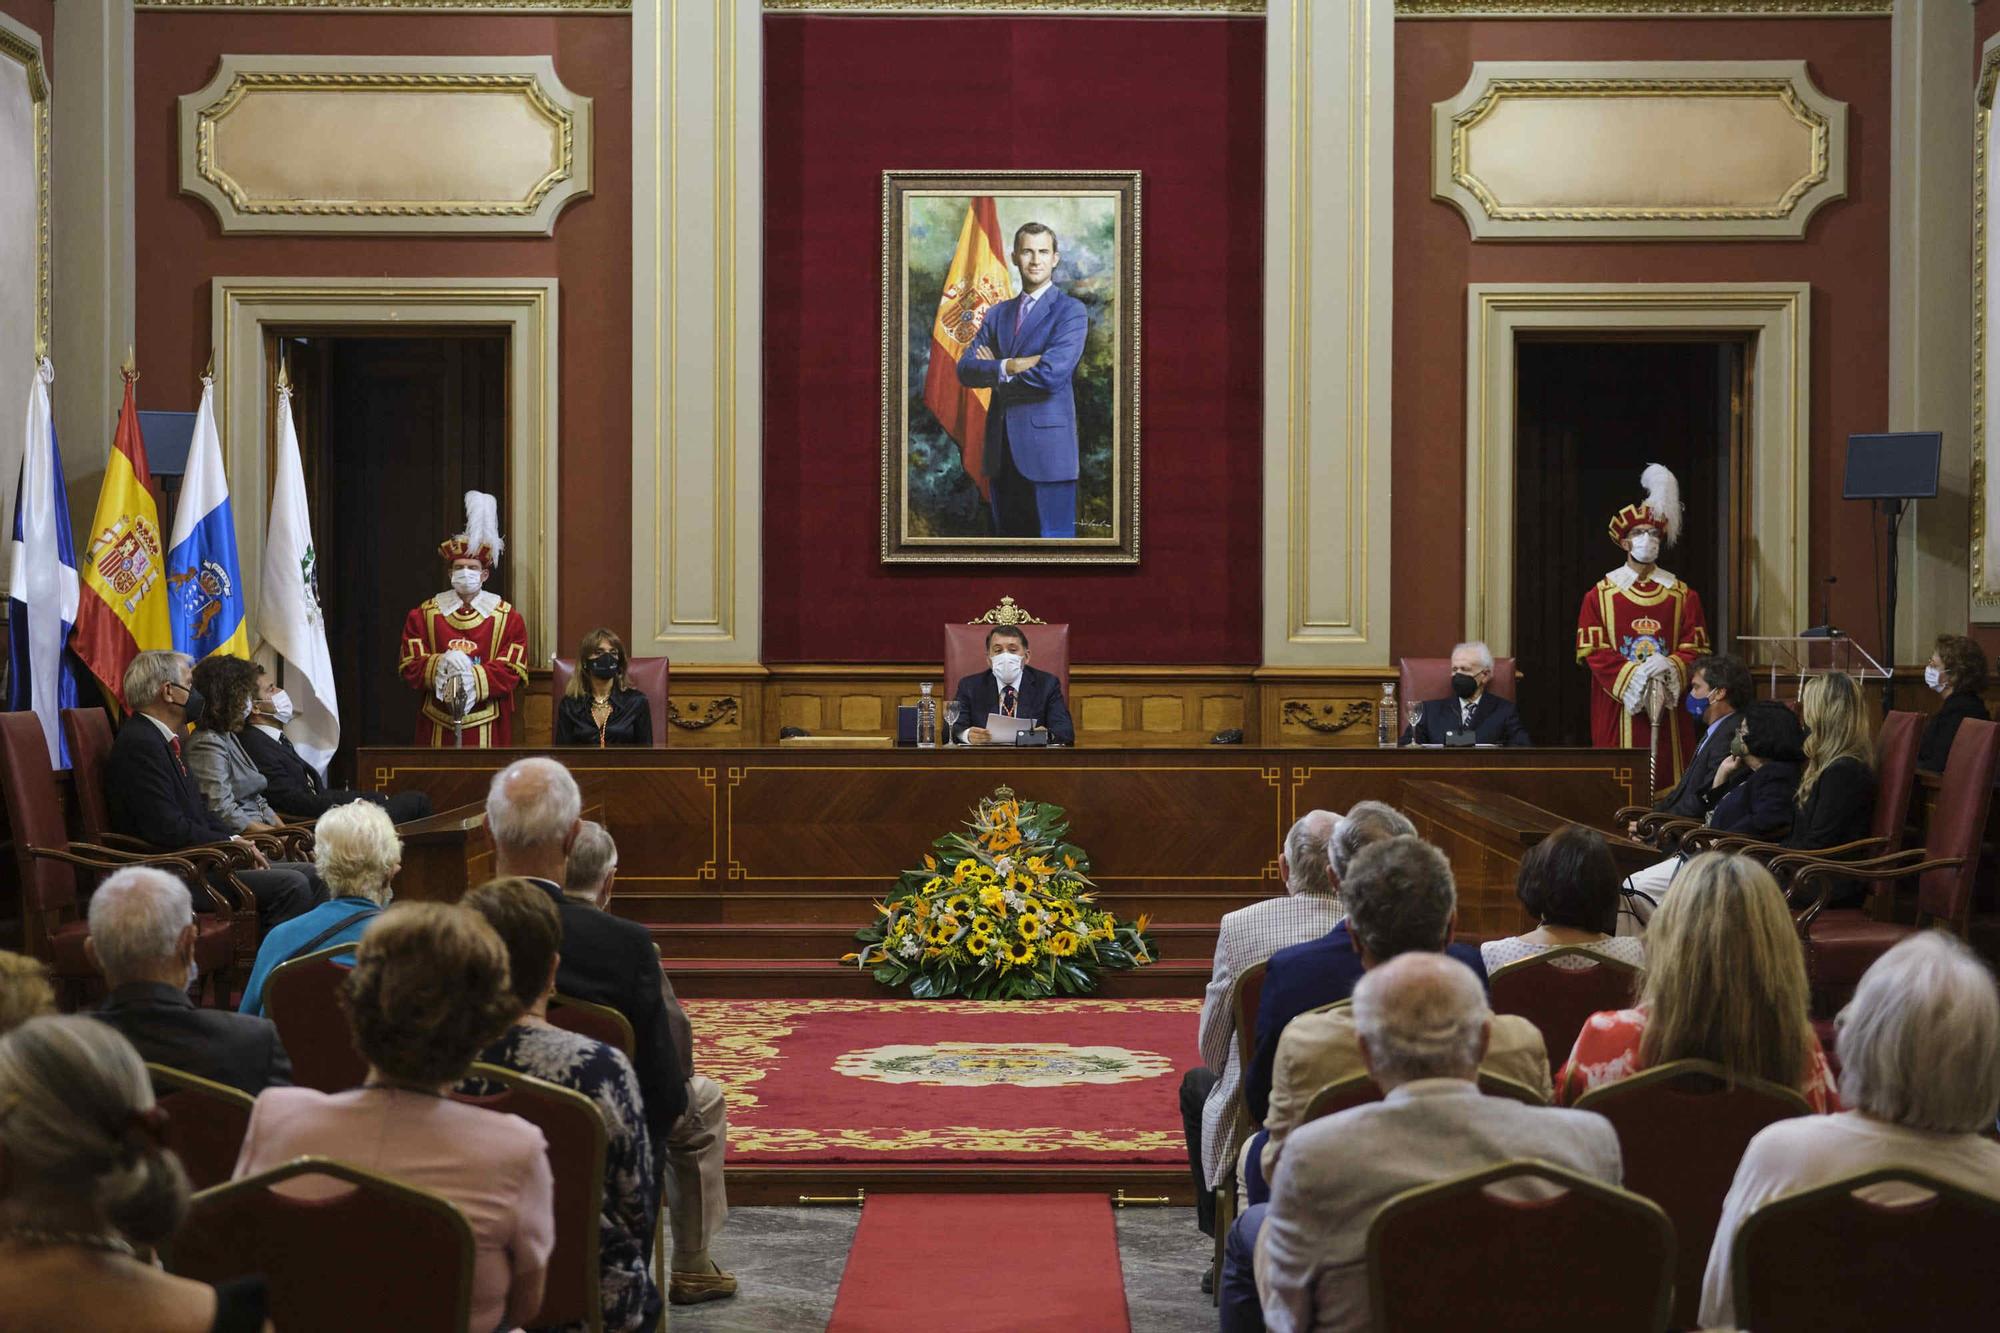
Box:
[1918,634,1991,774]
[555,629,653,746]
[1782,672,1879,910]
[1704,701,1807,841]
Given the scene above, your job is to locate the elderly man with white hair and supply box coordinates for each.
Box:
[1399,640,1532,747]
[1182,809,1347,1245]
[85,865,294,1094]
[1698,932,2000,1327]
[1251,945,1622,1333]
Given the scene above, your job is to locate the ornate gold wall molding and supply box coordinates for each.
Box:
[179,56,593,235]
[1972,37,2000,617]
[1433,61,1847,241]
[764,0,1258,10]
[0,14,49,359]
[142,0,629,11]
[1397,0,1888,15]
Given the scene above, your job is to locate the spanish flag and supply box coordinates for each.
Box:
[923,198,1013,500]
[73,374,171,707]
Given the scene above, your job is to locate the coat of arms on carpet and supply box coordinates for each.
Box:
[834,1042,1175,1087]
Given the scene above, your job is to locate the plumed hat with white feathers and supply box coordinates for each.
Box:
[438,490,505,571]
[1607,463,1682,549]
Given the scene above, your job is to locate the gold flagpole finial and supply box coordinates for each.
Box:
[276,346,292,394]
[202,350,215,382]
[122,344,139,382]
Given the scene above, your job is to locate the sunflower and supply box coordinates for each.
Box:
[978,885,1007,913]
[946,893,976,917]
[952,859,977,884]
[970,913,997,935]
[965,933,991,957]
[920,875,946,895]
[1002,937,1036,967]
[1048,930,1080,957]
[1016,914,1045,941]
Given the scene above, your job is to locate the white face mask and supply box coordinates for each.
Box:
[185,952,200,994]
[1925,664,1946,694]
[268,689,295,724]
[1628,532,1661,564]
[450,568,484,599]
[239,695,255,723]
[990,652,1025,688]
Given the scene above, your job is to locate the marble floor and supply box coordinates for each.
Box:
[668,1203,1217,1332]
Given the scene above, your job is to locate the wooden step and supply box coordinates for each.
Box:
[649,921,1220,962]
[615,889,1267,926]
[662,957,1210,999]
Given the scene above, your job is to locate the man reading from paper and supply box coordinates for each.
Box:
[951,624,1074,746]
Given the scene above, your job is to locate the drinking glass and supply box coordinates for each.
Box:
[943,700,962,745]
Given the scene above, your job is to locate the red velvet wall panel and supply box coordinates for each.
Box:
[1395,20,1892,663]
[761,16,1265,664]
[132,14,632,652]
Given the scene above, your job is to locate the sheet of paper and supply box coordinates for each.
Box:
[984,713,1037,745]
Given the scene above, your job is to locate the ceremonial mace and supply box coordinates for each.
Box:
[1644,676,1668,797]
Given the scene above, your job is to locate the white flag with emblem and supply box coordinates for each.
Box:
[254,380,338,774]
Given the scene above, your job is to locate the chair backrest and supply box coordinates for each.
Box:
[164,1156,475,1333]
[452,1062,607,1331]
[1398,656,1518,712]
[1302,1074,1383,1124]
[1231,961,1267,1087]
[1574,1058,1810,1328]
[264,946,368,1094]
[0,711,82,959]
[1475,1070,1549,1106]
[1870,710,1922,848]
[60,707,117,840]
[944,621,1071,700]
[1487,946,1643,1079]
[1368,1159,1674,1333]
[550,657,671,747]
[1731,1166,2000,1333]
[146,1062,256,1192]
[1918,718,2000,926]
[549,992,637,1060]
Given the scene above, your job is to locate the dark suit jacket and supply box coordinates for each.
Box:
[955,286,1090,484]
[1784,755,1876,851]
[1919,692,1989,774]
[1244,922,1489,1123]
[1399,693,1531,747]
[554,689,654,746]
[525,877,689,1143]
[238,724,331,818]
[950,664,1075,746]
[1655,711,1746,819]
[107,715,234,848]
[91,981,293,1095]
[1708,760,1800,840]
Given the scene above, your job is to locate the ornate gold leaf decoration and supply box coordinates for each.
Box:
[966,595,1048,627]
[1280,700,1373,734]
[143,0,626,10]
[667,697,742,731]
[1398,0,1886,14]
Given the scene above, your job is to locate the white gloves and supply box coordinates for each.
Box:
[1620,654,1680,715]
[434,650,478,710]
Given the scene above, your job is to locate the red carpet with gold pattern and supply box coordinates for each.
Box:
[686,998,1201,1164]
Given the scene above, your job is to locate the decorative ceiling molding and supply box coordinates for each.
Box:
[1397,0,1888,17]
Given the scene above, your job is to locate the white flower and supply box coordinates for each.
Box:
[995,856,1014,875]
[898,937,920,959]
[1002,889,1025,909]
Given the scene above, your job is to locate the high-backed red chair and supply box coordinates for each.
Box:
[944,599,1070,699]
[1488,946,1643,1078]
[165,1157,475,1333]
[1398,655,1518,714]
[549,992,636,1059]
[146,1063,256,1191]
[1368,1160,1675,1333]
[1728,1167,2000,1333]
[1574,1058,1810,1328]
[59,705,118,841]
[264,946,367,1093]
[452,1063,606,1331]
[549,657,671,747]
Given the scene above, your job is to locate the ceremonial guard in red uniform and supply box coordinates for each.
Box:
[400,491,530,747]
[1575,464,1711,786]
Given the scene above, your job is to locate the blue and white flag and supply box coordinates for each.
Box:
[167,372,249,660]
[7,359,85,766]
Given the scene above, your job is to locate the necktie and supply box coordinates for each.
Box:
[168,734,186,775]
[1461,702,1474,730]
[1002,685,1018,717]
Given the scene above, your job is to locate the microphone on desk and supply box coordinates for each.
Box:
[1800,575,1841,639]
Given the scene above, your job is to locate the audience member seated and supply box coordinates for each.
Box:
[0,951,55,1033]
[1480,825,1646,973]
[232,902,552,1333]
[1780,672,1877,906]
[0,1016,274,1332]
[1918,633,1991,774]
[565,820,735,1307]
[463,877,663,1332]
[86,867,294,1096]
[238,802,400,1018]
[1245,804,1487,1127]
[1644,652,1753,823]
[1398,641,1531,747]
[1181,809,1344,1241]
[241,673,431,823]
[1698,931,2000,1325]
[950,622,1074,746]
[108,650,320,932]
[1242,953,1622,1333]
[185,656,299,839]
[556,628,654,746]
[1555,853,1837,1113]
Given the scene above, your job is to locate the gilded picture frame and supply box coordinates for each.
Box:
[880,169,1141,565]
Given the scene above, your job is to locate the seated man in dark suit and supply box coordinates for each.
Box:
[85,865,294,1095]
[1646,652,1753,822]
[107,651,319,931]
[1400,641,1531,746]
[949,623,1074,746]
[240,675,432,823]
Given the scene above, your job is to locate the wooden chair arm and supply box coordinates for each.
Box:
[1612,805,1652,824]
[94,831,156,852]
[1792,852,1959,928]
[1678,828,1781,856]
[27,845,233,916]
[1636,815,1702,851]
[1763,837,1891,880]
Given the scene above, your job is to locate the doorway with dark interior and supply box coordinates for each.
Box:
[272,332,508,783]
[1512,337,1746,750]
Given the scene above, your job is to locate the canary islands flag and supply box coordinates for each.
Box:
[167,374,248,660]
[922,197,1013,500]
[75,372,172,706]
[6,359,86,765]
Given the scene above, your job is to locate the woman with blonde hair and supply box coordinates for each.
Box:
[0,950,55,1032]
[1556,852,1837,1112]
[555,627,652,746]
[1782,672,1877,908]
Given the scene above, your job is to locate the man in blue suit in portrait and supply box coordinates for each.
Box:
[955,222,1090,539]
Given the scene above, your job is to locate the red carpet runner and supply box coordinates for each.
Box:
[686,998,1200,1164]
[826,1194,1130,1332]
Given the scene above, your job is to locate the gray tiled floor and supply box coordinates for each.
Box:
[665,1203,1217,1332]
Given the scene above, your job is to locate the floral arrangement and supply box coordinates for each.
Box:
[846,786,1155,1000]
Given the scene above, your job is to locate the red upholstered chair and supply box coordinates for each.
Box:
[1476,1071,1548,1106]
[944,599,1071,699]
[1574,1058,1810,1328]
[60,704,118,843]
[1367,1160,1675,1333]
[451,1063,606,1331]
[264,946,367,1094]
[1488,946,1643,1079]
[550,656,671,747]
[1728,1167,2000,1333]
[146,1063,255,1191]
[1398,655,1518,714]
[164,1157,476,1333]
[549,992,636,1060]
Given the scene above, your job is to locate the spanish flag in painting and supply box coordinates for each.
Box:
[74,372,172,706]
[166,374,249,661]
[923,197,1013,500]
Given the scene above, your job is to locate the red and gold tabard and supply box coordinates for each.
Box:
[1575,568,1710,786]
[399,591,530,747]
